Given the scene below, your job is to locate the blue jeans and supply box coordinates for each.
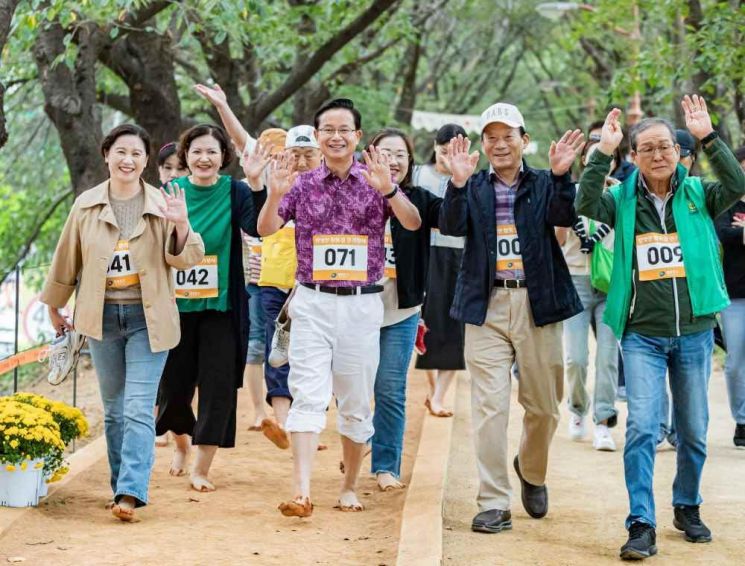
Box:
[621,329,713,528]
[658,388,677,446]
[246,284,265,365]
[87,304,168,506]
[721,299,745,424]
[564,275,618,424]
[261,286,291,402]
[371,313,419,478]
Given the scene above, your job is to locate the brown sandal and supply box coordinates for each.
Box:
[261,418,290,449]
[278,497,313,517]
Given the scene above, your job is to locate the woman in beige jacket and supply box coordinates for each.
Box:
[41,124,204,522]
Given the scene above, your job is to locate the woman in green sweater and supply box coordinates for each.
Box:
[156,123,265,491]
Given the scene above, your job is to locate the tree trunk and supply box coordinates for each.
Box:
[0,0,21,150]
[394,30,422,125]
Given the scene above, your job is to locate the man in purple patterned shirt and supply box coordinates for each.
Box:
[258,98,420,517]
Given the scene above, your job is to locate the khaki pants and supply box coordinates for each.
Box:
[465,288,563,512]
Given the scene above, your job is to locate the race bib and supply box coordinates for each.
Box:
[312,235,369,281]
[496,224,522,271]
[384,228,396,279]
[636,232,686,281]
[106,240,139,288]
[174,256,219,298]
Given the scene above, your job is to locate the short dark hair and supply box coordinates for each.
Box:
[177,123,234,170]
[101,124,151,158]
[157,141,178,166]
[734,145,745,163]
[314,98,361,130]
[429,124,468,163]
[587,120,605,134]
[367,128,415,189]
[629,118,676,151]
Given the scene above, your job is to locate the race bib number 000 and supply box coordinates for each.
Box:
[174,256,219,298]
[384,231,396,279]
[312,235,369,281]
[496,224,522,271]
[106,240,139,288]
[636,232,686,281]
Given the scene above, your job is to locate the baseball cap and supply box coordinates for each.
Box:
[479,103,525,133]
[675,129,697,157]
[286,125,319,149]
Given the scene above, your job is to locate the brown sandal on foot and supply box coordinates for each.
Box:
[278,497,313,517]
[261,418,290,449]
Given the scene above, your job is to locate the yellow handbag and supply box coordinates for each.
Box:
[258,225,297,289]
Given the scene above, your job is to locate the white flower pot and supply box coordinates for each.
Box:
[0,459,43,507]
[38,471,50,498]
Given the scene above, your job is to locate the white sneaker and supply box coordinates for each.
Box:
[568,414,587,441]
[267,309,290,369]
[47,330,85,385]
[593,424,616,451]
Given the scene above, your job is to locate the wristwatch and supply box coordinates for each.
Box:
[384,186,398,199]
[700,131,718,147]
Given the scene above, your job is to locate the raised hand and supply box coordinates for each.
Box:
[159,182,189,227]
[447,135,480,188]
[194,83,227,109]
[681,94,714,140]
[549,129,585,176]
[361,145,395,195]
[268,151,298,198]
[597,108,624,156]
[242,142,272,183]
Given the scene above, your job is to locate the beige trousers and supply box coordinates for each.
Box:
[465,288,564,512]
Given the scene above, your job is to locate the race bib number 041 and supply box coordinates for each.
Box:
[174,255,219,298]
[106,240,139,288]
[312,234,369,281]
[496,224,523,271]
[636,232,686,281]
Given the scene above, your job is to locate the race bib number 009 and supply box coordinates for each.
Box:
[312,235,369,281]
[636,232,686,281]
[496,224,523,271]
[106,240,139,288]
[174,256,219,298]
[384,232,396,279]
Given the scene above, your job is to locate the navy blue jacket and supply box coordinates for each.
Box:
[439,164,582,327]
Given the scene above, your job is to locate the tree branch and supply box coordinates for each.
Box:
[97,90,132,116]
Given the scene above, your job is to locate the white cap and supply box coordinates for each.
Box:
[479,103,525,133]
[285,125,319,149]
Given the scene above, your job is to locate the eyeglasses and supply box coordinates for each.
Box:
[317,127,357,137]
[636,144,675,157]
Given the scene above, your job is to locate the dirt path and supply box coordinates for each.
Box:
[0,368,429,565]
[443,364,745,565]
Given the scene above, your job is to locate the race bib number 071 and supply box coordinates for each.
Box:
[106,240,139,288]
[636,232,686,281]
[174,255,219,298]
[496,224,523,271]
[312,234,369,281]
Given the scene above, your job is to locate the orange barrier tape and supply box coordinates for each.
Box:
[0,345,50,377]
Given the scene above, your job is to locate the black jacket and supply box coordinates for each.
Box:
[715,200,745,299]
[439,164,582,327]
[391,185,443,308]
[227,179,266,387]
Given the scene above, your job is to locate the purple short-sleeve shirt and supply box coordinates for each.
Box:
[278,161,400,287]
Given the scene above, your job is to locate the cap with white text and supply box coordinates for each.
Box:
[480,103,525,133]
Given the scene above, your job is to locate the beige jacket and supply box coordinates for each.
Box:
[40,180,204,352]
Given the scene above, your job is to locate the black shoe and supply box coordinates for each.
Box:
[620,522,657,560]
[513,456,548,519]
[471,508,512,533]
[735,424,745,448]
[673,505,712,543]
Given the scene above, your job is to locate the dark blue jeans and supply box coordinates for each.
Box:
[261,286,291,403]
[371,313,419,478]
[621,329,713,528]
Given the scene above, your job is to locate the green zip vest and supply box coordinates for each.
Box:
[603,168,729,339]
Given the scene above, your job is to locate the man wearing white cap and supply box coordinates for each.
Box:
[440,102,584,533]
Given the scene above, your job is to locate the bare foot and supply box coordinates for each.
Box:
[169,447,188,477]
[376,472,406,492]
[261,418,290,449]
[111,496,136,522]
[190,475,216,492]
[426,397,453,418]
[335,490,364,512]
[155,432,169,447]
[278,496,313,517]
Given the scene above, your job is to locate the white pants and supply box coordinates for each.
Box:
[285,284,383,444]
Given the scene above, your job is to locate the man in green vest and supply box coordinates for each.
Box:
[577,94,745,561]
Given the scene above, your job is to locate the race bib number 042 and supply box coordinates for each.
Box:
[636,232,686,281]
[312,234,369,281]
[174,255,219,298]
[496,224,523,271]
[106,240,139,288]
